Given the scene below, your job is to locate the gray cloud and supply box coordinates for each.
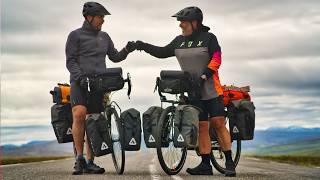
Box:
[1,0,320,130]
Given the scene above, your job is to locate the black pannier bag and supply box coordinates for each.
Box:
[173,105,200,148]
[51,104,73,143]
[121,108,142,151]
[142,106,163,148]
[93,67,125,92]
[228,100,255,140]
[158,70,191,94]
[86,114,112,156]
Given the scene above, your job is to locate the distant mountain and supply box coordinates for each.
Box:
[266,126,320,133]
[1,140,74,157]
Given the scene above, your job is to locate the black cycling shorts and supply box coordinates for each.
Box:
[70,81,104,114]
[190,95,225,121]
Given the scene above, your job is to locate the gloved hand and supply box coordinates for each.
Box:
[125,41,136,53]
[79,75,89,89]
[201,67,214,81]
[135,40,146,51]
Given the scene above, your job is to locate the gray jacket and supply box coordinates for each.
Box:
[66,21,128,82]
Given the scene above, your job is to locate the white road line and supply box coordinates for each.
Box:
[149,157,184,180]
[149,164,161,180]
[150,157,161,180]
[171,175,184,180]
[245,157,261,161]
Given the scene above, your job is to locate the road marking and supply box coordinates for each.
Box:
[245,157,261,161]
[172,175,184,180]
[149,164,161,180]
[149,157,184,180]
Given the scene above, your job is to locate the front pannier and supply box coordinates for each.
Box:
[121,108,142,151]
[86,114,112,156]
[173,105,200,148]
[142,106,163,148]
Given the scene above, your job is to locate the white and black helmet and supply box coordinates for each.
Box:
[82,1,111,17]
[172,6,203,22]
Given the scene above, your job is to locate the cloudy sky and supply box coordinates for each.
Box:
[2,0,320,130]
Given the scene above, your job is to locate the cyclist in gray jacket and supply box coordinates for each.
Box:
[65,2,136,175]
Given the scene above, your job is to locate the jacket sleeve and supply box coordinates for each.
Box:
[66,31,82,81]
[207,34,222,72]
[107,35,129,63]
[142,37,176,58]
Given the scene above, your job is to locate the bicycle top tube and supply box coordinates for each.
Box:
[161,99,180,104]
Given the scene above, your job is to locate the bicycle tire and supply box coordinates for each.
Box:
[107,108,125,174]
[156,106,187,175]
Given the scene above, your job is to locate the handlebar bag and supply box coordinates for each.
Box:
[93,68,125,92]
[158,70,191,94]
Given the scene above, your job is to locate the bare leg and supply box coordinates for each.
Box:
[198,121,211,154]
[210,116,231,151]
[72,105,87,156]
[85,133,94,160]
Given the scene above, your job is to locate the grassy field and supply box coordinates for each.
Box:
[248,155,320,167]
[244,138,320,167]
[1,156,72,165]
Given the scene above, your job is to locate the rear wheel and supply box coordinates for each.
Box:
[107,108,125,174]
[210,117,241,174]
[156,106,187,175]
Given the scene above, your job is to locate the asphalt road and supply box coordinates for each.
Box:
[2,150,320,180]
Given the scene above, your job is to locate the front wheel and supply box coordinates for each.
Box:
[107,108,125,174]
[156,106,187,175]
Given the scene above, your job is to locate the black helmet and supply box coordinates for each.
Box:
[82,2,111,17]
[172,6,203,22]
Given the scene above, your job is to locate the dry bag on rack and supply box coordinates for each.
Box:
[50,83,71,105]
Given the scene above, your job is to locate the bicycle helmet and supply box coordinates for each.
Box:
[172,6,203,22]
[82,2,111,17]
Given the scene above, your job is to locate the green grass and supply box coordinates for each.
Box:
[247,138,320,157]
[1,156,72,165]
[248,155,320,167]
